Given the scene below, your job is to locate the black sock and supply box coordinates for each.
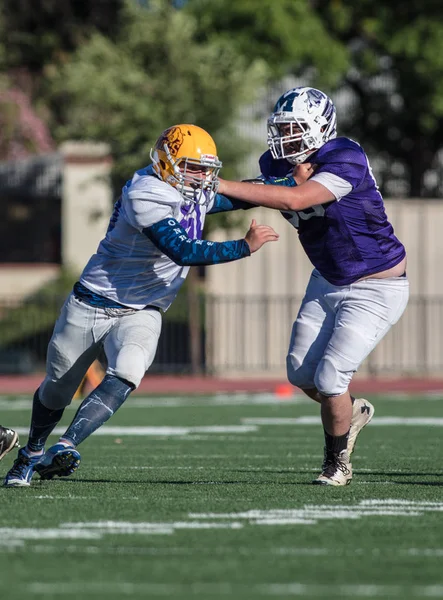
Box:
[61,374,134,447]
[324,429,349,455]
[27,389,65,452]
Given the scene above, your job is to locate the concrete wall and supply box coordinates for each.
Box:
[205,200,443,376]
[0,143,113,300]
[60,142,113,273]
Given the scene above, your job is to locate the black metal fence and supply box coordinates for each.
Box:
[0,294,441,376]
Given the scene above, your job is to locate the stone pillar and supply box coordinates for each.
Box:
[60,141,113,273]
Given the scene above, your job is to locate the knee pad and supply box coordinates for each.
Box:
[286,353,316,389]
[39,377,75,410]
[314,356,351,397]
[108,343,147,390]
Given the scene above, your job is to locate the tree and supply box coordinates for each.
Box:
[313,0,443,197]
[47,0,268,193]
[0,0,124,160]
[185,0,349,88]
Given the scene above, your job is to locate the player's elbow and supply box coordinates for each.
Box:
[167,251,187,266]
[284,194,304,212]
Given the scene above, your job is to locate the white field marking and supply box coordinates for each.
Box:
[61,520,243,532]
[407,549,443,557]
[189,500,443,526]
[0,528,101,540]
[4,542,442,560]
[361,499,443,506]
[0,539,24,548]
[0,393,309,411]
[0,398,34,410]
[1,392,442,411]
[121,454,276,459]
[260,583,443,597]
[11,425,257,437]
[25,582,443,597]
[242,416,443,426]
[0,519,245,547]
[126,393,310,407]
[3,500,441,551]
[0,544,338,558]
[83,465,319,471]
[27,495,139,501]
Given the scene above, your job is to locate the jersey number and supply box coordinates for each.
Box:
[281,205,325,229]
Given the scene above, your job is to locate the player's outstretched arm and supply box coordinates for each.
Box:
[218,164,335,213]
[143,217,278,267]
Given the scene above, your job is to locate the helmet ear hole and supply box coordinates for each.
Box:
[160,160,166,169]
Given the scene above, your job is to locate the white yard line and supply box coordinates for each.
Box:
[10,425,258,436]
[25,582,443,597]
[242,416,443,426]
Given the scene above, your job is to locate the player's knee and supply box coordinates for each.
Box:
[286,353,316,389]
[314,357,350,397]
[111,343,148,390]
[39,378,73,410]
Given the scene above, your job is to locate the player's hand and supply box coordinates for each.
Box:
[244,219,279,253]
[293,162,317,185]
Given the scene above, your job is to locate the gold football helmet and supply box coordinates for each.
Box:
[150,124,222,203]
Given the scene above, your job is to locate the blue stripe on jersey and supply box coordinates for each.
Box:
[73,282,134,309]
[144,218,250,266]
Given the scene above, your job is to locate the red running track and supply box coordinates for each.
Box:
[0,374,442,396]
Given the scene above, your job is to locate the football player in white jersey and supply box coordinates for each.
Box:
[4,124,279,487]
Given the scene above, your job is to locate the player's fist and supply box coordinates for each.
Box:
[293,162,317,185]
[244,219,279,253]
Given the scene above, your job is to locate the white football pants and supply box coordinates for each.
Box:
[286,269,409,396]
[39,292,162,409]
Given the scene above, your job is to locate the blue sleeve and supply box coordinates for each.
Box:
[258,175,297,187]
[143,218,251,266]
[208,193,255,214]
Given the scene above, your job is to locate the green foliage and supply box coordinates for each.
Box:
[185,0,349,88]
[47,0,268,194]
[0,268,77,348]
[2,0,443,200]
[315,0,443,196]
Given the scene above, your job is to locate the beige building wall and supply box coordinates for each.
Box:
[205,200,443,376]
[0,143,113,300]
[60,142,113,273]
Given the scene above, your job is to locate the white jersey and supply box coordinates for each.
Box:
[80,167,214,310]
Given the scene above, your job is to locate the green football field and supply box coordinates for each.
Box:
[0,392,442,600]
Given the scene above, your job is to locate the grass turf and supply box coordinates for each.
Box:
[0,393,442,599]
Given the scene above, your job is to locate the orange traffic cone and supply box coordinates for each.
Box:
[73,360,105,400]
[274,383,294,398]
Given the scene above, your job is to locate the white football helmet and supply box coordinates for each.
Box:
[267,87,337,164]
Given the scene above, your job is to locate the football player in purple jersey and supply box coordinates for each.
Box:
[218,87,409,486]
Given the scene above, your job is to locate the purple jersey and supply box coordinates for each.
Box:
[259,137,405,285]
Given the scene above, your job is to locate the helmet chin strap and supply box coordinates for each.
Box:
[286,147,318,165]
